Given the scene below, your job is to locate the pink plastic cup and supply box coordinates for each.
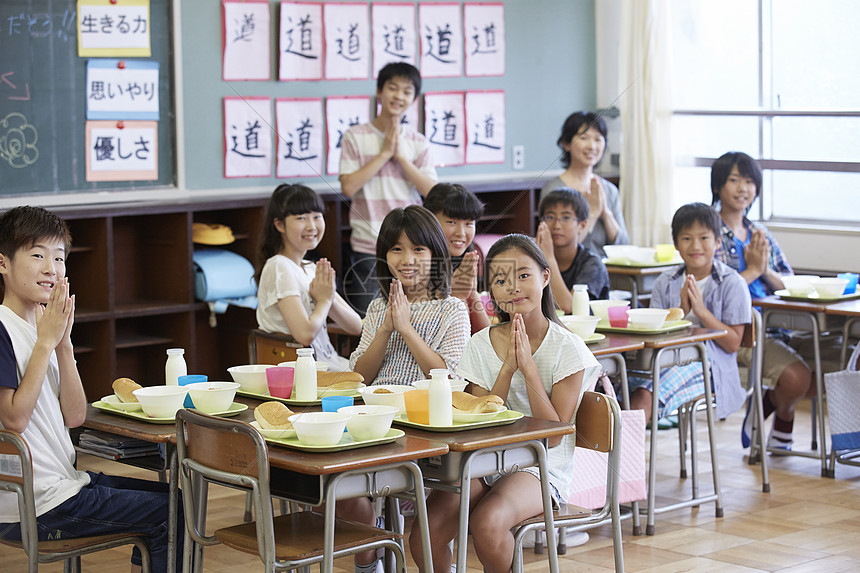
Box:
[266,367,294,399]
[607,305,630,328]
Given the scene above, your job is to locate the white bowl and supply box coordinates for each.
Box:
[250,420,297,440]
[185,381,240,414]
[812,277,849,298]
[411,379,469,392]
[132,386,188,419]
[589,299,630,322]
[781,275,819,297]
[278,360,330,372]
[559,315,600,338]
[289,412,351,446]
[358,385,414,415]
[626,308,669,330]
[317,383,366,398]
[337,405,398,441]
[603,245,636,264]
[227,365,273,394]
[101,394,143,412]
[627,247,657,264]
[452,408,507,424]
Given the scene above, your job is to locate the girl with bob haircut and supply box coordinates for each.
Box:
[255,183,362,371]
[410,234,600,572]
[350,205,469,386]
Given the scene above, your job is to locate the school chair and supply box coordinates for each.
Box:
[248,328,301,365]
[0,430,151,573]
[739,308,771,492]
[510,391,625,573]
[174,409,405,572]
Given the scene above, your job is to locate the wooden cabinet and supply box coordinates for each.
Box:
[50,178,548,399]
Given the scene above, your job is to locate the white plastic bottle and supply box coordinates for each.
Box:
[165,348,187,386]
[293,348,317,401]
[428,368,453,426]
[572,284,590,316]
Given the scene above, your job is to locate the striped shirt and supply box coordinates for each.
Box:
[349,296,469,385]
[339,123,437,254]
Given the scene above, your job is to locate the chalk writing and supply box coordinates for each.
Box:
[4,9,76,41]
[0,72,31,101]
[0,112,39,168]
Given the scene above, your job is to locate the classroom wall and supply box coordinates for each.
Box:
[178,0,597,192]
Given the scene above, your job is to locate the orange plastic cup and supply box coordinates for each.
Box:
[404,389,430,425]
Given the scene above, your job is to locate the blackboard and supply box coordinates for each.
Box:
[0,0,174,196]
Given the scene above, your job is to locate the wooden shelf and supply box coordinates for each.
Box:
[114,301,192,317]
[115,334,175,349]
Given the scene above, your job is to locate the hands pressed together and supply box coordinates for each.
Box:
[743,228,770,278]
[36,277,75,351]
[308,258,336,307]
[502,313,538,380]
[381,279,412,335]
[680,274,705,316]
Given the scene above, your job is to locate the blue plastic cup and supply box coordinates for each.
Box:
[837,273,859,294]
[321,395,354,431]
[178,374,207,408]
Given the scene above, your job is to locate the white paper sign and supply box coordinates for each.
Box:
[324,2,369,80]
[424,91,465,167]
[276,98,324,178]
[86,60,159,120]
[326,96,370,175]
[223,0,270,81]
[371,3,416,78]
[89,124,156,172]
[463,3,505,77]
[418,2,462,78]
[78,4,150,54]
[376,98,420,132]
[465,90,505,164]
[279,2,323,81]
[224,97,272,178]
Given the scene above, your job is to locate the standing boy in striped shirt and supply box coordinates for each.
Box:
[339,63,437,315]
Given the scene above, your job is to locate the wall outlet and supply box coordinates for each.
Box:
[512,145,525,170]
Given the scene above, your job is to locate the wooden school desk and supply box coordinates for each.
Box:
[400,416,575,573]
[753,295,848,477]
[605,262,681,308]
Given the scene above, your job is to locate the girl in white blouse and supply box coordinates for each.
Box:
[409,234,599,573]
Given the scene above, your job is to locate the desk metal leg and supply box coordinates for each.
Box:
[645,350,662,535]
[605,353,642,536]
[167,447,177,573]
[698,342,724,519]
[751,315,771,491]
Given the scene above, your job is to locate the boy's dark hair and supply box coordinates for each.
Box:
[423,183,484,221]
[557,111,608,169]
[671,202,722,243]
[376,62,422,97]
[257,184,326,278]
[0,206,72,289]
[538,187,590,222]
[375,205,450,300]
[484,234,562,326]
[710,151,763,212]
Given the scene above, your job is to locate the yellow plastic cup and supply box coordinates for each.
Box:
[655,244,676,262]
[403,389,430,425]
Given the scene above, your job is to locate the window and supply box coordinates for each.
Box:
[670,0,860,223]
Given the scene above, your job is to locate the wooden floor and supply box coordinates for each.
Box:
[4,401,860,572]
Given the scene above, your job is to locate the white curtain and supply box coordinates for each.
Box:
[619,0,674,246]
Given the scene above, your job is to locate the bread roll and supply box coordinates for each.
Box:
[666,307,685,322]
[112,377,142,403]
[254,401,294,430]
[373,388,393,394]
[451,391,505,414]
[316,371,365,388]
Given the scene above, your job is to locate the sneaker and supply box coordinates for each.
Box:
[741,397,754,449]
[767,427,793,453]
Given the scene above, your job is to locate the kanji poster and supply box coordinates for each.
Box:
[423,91,465,167]
[223,96,272,178]
[371,3,416,78]
[77,0,151,57]
[86,59,159,120]
[276,98,324,178]
[280,2,324,81]
[418,2,461,78]
[324,2,369,80]
[85,120,158,181]
[465,90,505,164]
[222,0,270,81]
[463,2,505,77]
[326,95,370,175]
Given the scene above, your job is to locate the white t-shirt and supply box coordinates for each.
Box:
[256,255,349,371]
[457,321,600,498]
[0,305,90,521]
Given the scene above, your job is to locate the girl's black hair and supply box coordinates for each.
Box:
[375,205,451,300]
[257,184,326,280]
[557,111,608,169]
[423,183,485,221]
[710,151,763,214]
[484,234,561,325]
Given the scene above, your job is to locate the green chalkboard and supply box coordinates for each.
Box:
[0,0,174,196]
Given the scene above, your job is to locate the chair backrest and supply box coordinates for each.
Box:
[0,431,43,567]
[575,391,613,453]
[741,307,760,349]
[248,329,301,365]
